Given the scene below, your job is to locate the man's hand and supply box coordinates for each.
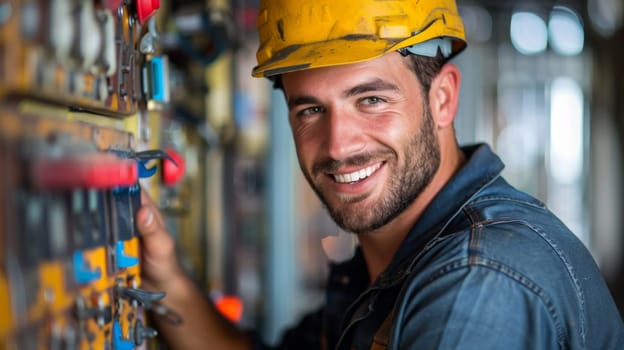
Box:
[134,190,252,349]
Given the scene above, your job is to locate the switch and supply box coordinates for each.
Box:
[148,56,170,103]
[140,17,160,54]
[49,0,75,60]
[134,319,158,345]
[113,321,135,350]
[77,1,103,69]
[117,286,165,309]
[121,148,176,178]
[137,0,160,25]
[116,241,139,269]
[138,160,157,178]
[98,9,117,76]
[73,250,102,284]
[162,148,185,186]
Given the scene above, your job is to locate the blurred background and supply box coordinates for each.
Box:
[0,0,623,348]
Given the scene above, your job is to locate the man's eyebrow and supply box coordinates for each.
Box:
[343,79,400,97]
[287,96,319,109]
[286,79,399,108]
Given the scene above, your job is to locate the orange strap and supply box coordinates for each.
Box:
[370,308,394,350]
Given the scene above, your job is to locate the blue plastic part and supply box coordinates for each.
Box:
[404,37,453,57]
[116,241,139,269]
[138,160,157,178]
[113,321,135,350]
[73,251,102,284]
[150,56,168,102]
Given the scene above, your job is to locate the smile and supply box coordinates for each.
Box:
[333,163,382,184]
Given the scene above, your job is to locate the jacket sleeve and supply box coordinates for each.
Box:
[390,262,561,350]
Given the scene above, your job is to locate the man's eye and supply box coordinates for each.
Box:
[361,96,383,105]
[298,106,324,117]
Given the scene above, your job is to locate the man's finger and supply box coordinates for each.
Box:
[136,204,158,236]
[139,189,165,226]
[136,202,176,260]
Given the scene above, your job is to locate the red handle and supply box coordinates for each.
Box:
[32,153,138,190]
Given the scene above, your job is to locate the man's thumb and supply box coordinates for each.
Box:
[137,205,156,235]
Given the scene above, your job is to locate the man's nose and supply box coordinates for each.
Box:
[324,108,366,160]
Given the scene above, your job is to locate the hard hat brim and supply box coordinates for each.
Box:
[252,35,465,79]
[252,36,394,78]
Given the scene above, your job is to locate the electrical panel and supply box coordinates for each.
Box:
[0,0,181,348]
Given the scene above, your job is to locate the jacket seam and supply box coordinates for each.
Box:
[426,256,568,348]
[473,220,588,346]
[467,194,547,209]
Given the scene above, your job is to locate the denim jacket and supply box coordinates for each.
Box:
[267,143,624,350]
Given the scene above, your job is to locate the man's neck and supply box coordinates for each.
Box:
[358,143,466,284]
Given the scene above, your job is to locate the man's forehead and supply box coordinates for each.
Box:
[281,53,412,91]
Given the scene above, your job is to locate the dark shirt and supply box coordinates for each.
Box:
[258,143,624,349]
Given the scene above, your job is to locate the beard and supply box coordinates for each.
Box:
[301,104,441,234]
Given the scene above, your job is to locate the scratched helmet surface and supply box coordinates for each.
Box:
[252,0,466,78]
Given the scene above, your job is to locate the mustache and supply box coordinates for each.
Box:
[312,151,392,174]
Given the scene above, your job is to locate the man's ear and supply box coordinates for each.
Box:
[429,63,461,129]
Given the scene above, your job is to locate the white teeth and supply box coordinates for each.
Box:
[334,163,381,183]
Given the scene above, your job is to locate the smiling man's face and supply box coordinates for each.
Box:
[281,53,441,234]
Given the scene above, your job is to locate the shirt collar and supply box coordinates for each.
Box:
[380,143,505,284]
[329,143,506,288]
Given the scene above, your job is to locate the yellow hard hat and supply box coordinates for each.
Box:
[252,0,467,78]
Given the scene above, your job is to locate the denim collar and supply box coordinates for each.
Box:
[329,143,505,290]
[374,143,505,287]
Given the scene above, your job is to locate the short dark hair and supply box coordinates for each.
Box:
[271,75,284,90]
[404,52,448,95]
[271,51,448,93]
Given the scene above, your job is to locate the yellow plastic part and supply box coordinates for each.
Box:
[0,271,11,339]
[124,237,142,285]
[80,247,111,292]
[28,262,75,322]
[252,0,466,77]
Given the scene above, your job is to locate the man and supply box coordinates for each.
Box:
[136,0,624,348]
